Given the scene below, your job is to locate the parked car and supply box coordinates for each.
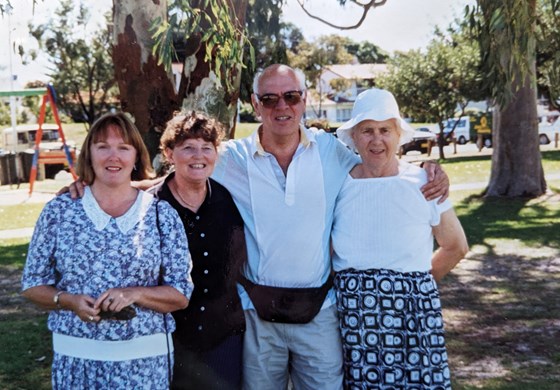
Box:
[400,127,437,154]
[538,112,559,145]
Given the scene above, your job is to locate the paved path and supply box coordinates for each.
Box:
[0,189,56,206]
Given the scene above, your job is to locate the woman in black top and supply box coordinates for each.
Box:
[151,112,246,390]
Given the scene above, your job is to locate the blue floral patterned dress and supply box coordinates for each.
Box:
[22,189,194,389]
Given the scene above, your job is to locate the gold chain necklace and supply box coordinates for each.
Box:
[173,180,207,209]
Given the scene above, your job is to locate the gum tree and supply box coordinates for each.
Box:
[112,0,249,158]
[470,0,546,197]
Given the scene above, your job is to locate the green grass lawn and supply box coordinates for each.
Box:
[440,149,560,185]
[60,122,89,148]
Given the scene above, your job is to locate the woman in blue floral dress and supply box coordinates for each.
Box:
[21,113,194,389]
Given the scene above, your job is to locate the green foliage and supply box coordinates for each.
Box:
[28,0,118,124]
[377,24,482,131]
[346,40,389,64]
[467,0,538,106]
[0,101,11,125]
[152,0,251,93]
[0,100,33,126]
[536,0,560,108]
[21,81,54,123]
[289,34,356,88]
[239,1,291,102]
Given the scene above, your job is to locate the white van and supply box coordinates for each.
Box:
[538,112,559,145]
[442,116,471,145]
[1,124,75,153]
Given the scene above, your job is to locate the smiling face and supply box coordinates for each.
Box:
[251,65,306,141]
[165,137,217,185]
[352,119,401,176]
[90,124,137,187]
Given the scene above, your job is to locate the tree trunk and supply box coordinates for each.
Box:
[112,0,180,159]
[179,0,248,139]
[486,68,546,197]
[437,123,446,160]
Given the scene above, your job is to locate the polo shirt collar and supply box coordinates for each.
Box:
[252,124,314,157]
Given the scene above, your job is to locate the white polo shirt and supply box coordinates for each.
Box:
[212,126,359,308]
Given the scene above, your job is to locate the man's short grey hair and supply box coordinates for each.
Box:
[252,65,307,96]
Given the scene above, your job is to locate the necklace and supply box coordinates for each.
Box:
[172,180,207,209]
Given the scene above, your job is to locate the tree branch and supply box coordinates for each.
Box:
[296,0,387,30]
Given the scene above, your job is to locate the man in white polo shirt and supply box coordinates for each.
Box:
[212,64,449,390]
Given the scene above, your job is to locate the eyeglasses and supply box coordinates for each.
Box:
[256,90,304,108]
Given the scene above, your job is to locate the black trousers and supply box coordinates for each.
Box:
[171,334,243,390]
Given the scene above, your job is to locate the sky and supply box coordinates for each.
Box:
[0,0,475,90]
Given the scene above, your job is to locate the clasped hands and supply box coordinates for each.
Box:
[72,287,136,323]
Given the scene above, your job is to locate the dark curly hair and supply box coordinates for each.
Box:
[159,112,225,164]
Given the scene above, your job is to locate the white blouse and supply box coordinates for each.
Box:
[331,161,452,273]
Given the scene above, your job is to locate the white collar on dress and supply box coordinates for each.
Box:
[82,186,154,233]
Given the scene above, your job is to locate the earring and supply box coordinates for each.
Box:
[133,164,137,171]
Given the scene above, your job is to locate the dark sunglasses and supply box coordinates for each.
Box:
[257,90,303,108]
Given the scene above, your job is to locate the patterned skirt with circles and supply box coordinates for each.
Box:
[334,268,452,390]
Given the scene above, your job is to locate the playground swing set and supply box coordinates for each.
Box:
[0,85,77,196]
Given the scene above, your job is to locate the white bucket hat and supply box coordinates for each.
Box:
[336,88,415,150]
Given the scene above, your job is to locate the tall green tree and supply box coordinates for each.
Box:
[378,26,483,159]
[289,34,355,87]
[28,0,117,125]
[114,0,249,157]
[239,1,293,102]
[347,41,389,64]
[470,0,546,198]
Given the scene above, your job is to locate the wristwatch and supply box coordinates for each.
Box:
[53,291,65,309]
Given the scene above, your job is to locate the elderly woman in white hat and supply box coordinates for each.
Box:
[331,88,468,389]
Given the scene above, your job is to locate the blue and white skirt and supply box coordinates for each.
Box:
[334,268,452,390]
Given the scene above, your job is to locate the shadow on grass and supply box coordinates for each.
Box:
[0,316,52,390]
[454,193,560,255]
[0,239,29,268]
[440,251,560,389]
